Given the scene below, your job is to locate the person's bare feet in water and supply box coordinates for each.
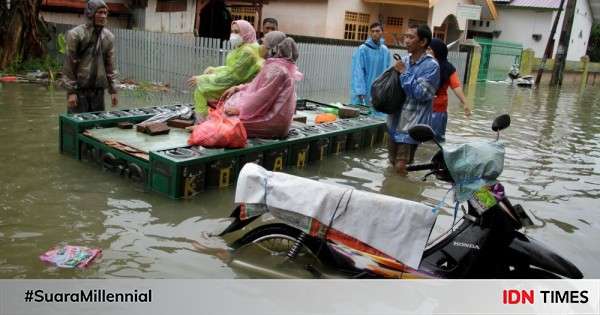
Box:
[394,160,408,176]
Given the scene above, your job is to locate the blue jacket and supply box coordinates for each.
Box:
[350,38,391,105]
[387,53,440,144]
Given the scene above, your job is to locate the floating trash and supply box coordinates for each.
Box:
[40,245,102,268]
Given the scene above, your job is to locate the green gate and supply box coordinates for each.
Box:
[475,37,523,82]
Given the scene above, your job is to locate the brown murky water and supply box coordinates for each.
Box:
[0,81,599,278]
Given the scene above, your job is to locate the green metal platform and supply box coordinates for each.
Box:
[59,101,387,199]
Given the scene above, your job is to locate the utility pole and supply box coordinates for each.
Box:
[550,0,577,86]
[535,0,566,86]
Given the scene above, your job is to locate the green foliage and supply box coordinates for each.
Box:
[3,54,61,75]
[57,33,66,55]
[128,81,152,99]
[4,54,23,75]
[587,23,600,62]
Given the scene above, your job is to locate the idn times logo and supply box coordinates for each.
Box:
[502,289,589,304]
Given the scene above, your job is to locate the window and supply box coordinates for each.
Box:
[344,11,370,41]
[471,20,476,26]
[486,21,490,27]
[386,16,403,27]
[384,16,404,45]
[479,20,483,27]
[156,0,186,12]
[230,7,258,28]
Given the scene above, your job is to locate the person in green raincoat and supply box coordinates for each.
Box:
[187,20,263,123]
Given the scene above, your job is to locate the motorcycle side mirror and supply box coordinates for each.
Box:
[492,114,511,132]
[409,124,443,150]
[408,124,435,142]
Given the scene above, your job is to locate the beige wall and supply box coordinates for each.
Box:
[324,0,379,39]
[284,0,429,40]
[262,0,328,37]
[259,0,467,40]
[143,0,197,33]
[379,4,429,24]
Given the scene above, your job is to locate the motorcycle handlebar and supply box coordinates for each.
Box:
[406,163,435,172]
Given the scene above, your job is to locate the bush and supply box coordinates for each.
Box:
[588,23,600,62]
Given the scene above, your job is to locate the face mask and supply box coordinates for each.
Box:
[229,33,243,47]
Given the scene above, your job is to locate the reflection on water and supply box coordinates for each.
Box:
[0,82,599,278]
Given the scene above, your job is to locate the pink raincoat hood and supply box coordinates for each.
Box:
[225,58,303,138]
[232,20,257,44]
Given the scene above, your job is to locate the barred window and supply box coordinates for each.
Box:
[344,11,370,41]
[230,6,258,29]
[386,16,403,26]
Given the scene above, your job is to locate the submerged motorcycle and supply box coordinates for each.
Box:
[216,115,582,279]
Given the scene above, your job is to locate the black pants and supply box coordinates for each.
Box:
[68,88,105,114]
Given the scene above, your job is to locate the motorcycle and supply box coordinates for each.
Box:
[214,115,582,279]
[508,64,534,87]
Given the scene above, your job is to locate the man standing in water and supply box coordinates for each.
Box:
[388,24,439,175]
[350,22,390,107]
[62,0,118,113]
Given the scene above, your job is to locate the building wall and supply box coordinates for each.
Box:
[258,0,431,40]
[431,0,473,30]
[379,4,429,26]
[143,0,197,33]
[323,0,379,39]
[567,0,593,60]
[494,8,556,58]
[261,0,328,37]
[495,1,592,61]
[378,4,428,45]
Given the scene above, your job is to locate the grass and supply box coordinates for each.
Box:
[3,55,61,76]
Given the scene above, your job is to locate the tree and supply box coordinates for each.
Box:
[0,0,49,70]
[588,23,600,62]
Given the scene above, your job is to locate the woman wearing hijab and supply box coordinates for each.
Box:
[187,20,263,123]
[428,38,471,141]
[221,31,303,139]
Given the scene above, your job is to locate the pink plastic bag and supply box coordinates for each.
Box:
[188,102,247,148]
[40,245,102,268]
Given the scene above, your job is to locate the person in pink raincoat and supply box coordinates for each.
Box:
[221,31,303,139]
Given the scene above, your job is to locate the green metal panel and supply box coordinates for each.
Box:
[59,104,387,199]
[475,37,523,82]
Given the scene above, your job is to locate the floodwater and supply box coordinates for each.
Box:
[0,81,599,279]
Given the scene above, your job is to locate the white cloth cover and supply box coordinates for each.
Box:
[235,163,438,269]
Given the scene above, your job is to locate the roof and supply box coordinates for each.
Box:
[493,0,561,10]
[41,0,131,15]
[495,0,599,22]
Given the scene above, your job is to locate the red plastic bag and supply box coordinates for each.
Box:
[188,102,247,148]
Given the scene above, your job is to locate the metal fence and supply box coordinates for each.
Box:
[48,23,469,105]
[475,37,523,82]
